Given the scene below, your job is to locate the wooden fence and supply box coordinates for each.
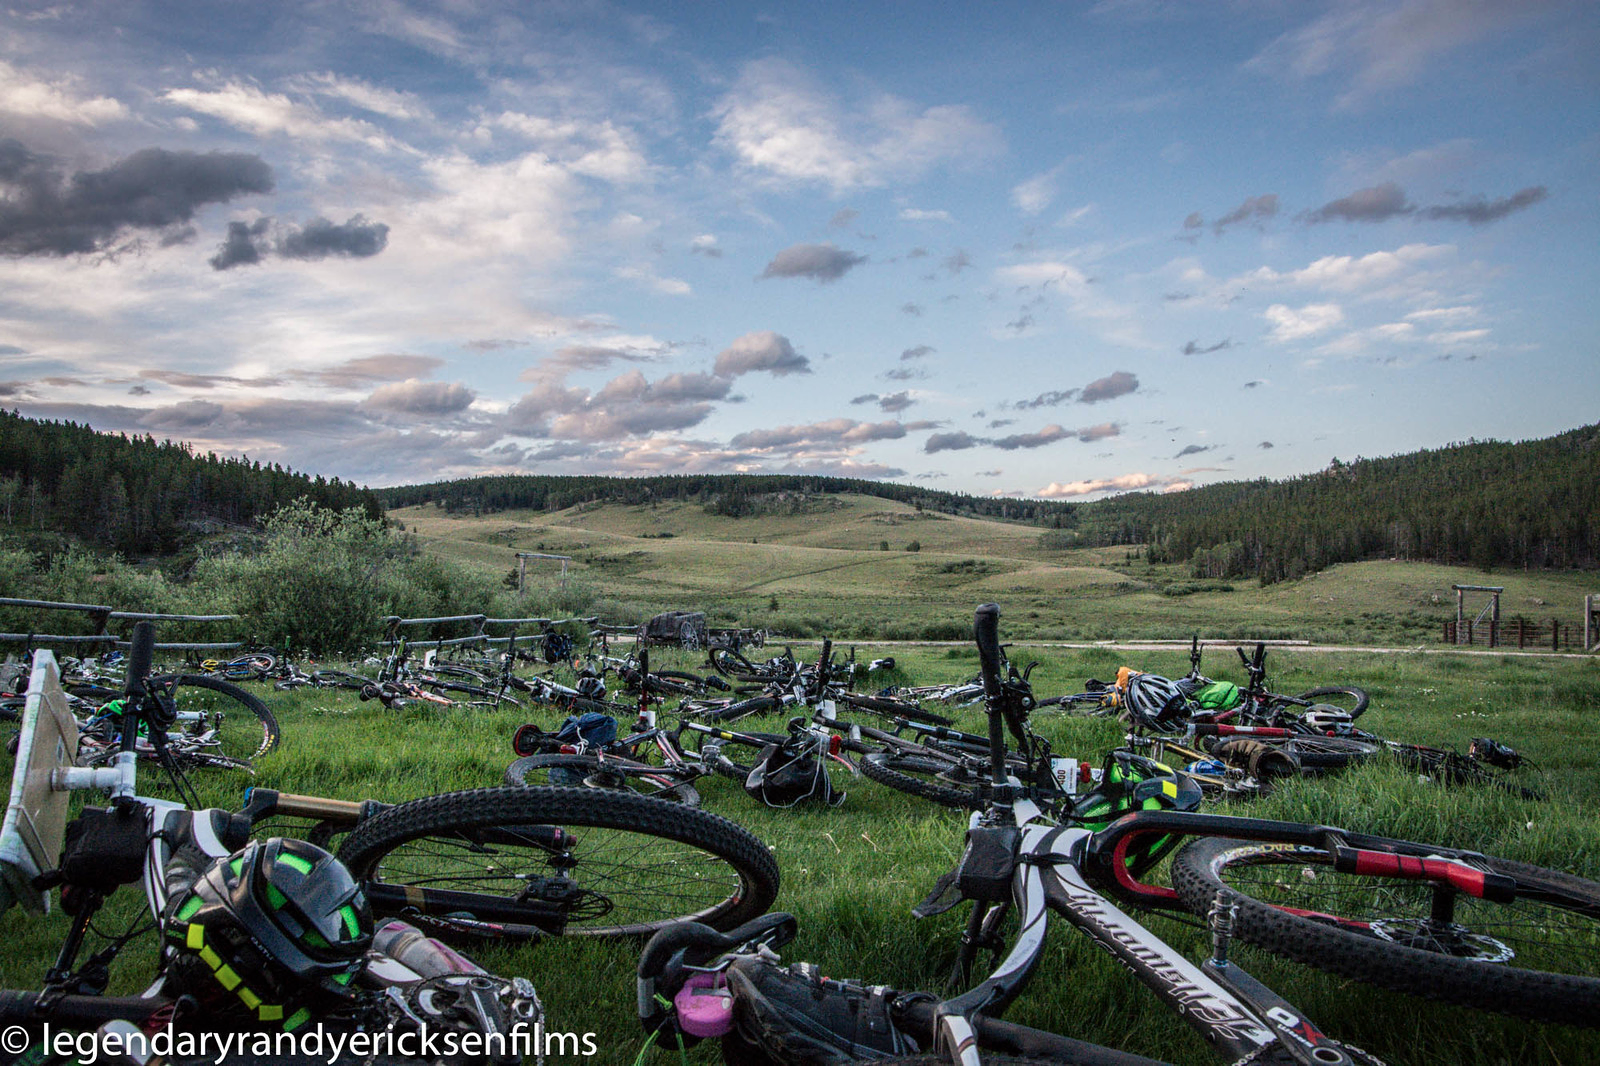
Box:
[1443,617,1576,651]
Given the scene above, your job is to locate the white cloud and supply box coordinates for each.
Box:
[899,208,952,222]
[1246,1,1543,110]
[162,81,397,150]
[1012,172,1057,215]
[1037,472,1161,498]
[0,60,126,125]
[289,73,431,121]
[493,111,650,184]
[1240,244,1454,294]
[712,57,1001,192]
[1263,302,1344,342]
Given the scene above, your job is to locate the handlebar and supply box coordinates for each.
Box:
[973,604,1003,701]
[0,989,170,1026]
[125,620,155,697]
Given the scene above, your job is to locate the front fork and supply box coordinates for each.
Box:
[1201,898,1368,1066]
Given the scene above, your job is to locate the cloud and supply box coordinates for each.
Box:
[731,417,913,451]
[138,369,283,389]
[1259,441,1275,449]
[993,425,1069,450]
[1305,182,1412,224]
[520,345,658,384]
[878,391,915,413]
[1182,339,1233,355]
[302,355,446,388]
[162,81,394,149]
[363,379,476,415]
[1175,443,1214,458]
[0,60,127,126]
[0,141,273,256]
[901,345,934,361]
[714,331,811,377]
[689,234,722,257]
[1077,422,1121,442]
[1078,371,1139,404]
[850,393,878,405]
[760,242,867,282]
[1245,1,1545,110]
[1014,388,1077,409]
[1037,472,1162,498]
[1420,186,1547,225]
[925,431,980,453]
[1241,244,1450,293]
[1214,193,1278,233]
[1012,171,1057,215]
[210,214,391,270]
[1263,303,1344,342]
[899,207,951,222]
[712,57,1001,192]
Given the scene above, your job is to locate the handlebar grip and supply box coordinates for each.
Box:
[125,619,156,696]
[0,989,169,1026]
[974,603,1003,698]
[1236,646,1251,668]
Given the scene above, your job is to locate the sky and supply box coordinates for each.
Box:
[1,1,1596,499]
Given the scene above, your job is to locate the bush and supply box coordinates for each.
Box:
[192,499,496,656]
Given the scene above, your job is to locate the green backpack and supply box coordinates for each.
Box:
[1192,680,1240,711]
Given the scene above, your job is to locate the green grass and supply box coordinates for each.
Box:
[3,643,1598,1065]
[393,497,1600,648]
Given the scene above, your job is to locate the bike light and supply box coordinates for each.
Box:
[828,734,842,756]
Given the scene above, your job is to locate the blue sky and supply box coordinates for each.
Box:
[1,1,1596,497]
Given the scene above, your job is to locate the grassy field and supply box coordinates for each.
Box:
[392,496,1600,648]
[3,639,1597,1065]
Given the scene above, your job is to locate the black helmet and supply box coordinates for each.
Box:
[1122,673,1190,732]
[164,837,372,1030]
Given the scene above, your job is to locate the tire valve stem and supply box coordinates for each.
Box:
[1208,897,1239,968]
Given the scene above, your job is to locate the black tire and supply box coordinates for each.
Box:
[337,786,779,940]
[1171,834,1600,1025]
[837,692,953,727]
[149,673,280,762]
[860,751,985,810]
[503,753,701,806]
[1293,684,1370,720]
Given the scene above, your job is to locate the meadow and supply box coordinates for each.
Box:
[2,637,1597,1066]
[391,495,1599,648]
[3,494,1598,1064]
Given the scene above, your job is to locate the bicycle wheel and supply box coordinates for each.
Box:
[838,692,953,727]
[503,753,701,805]
[1280,734,1382,772]
[1293,684,1370,720]
[150,673,280,762]
[337,786,777,941]
[1171,834,1600,1025]
[860,751,986,810]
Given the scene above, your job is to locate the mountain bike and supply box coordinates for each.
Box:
[2,623,780,958]
[636,604,1600,1066]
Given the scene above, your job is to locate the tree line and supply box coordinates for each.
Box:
[0,410,382,557]
[378,472,1078,524]
[1047,425,1600,582]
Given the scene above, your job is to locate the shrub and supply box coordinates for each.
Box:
[192,499,496,656]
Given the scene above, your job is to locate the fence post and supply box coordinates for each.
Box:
[1553,618,1560,653]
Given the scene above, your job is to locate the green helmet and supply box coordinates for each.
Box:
[1072,750,1204,874]
[164,837,372,1030]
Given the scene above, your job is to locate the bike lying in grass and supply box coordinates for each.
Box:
[1,624,781,1022]
[636,603,1600,1066]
